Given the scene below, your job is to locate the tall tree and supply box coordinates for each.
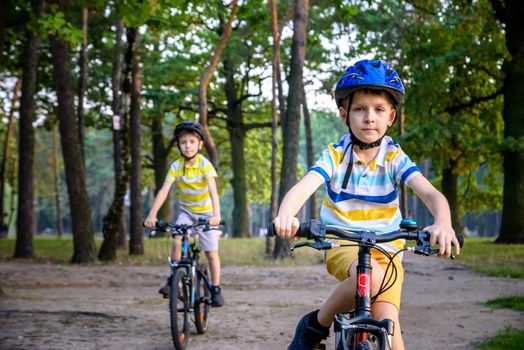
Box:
[127,26,144,255]
[490,0,524,243]
[274,0,309,258]
[14,0,43,258]
[76,6,89,160]
[1,77,21,232]
[268,0,280,255]
[198,0,238,168]
[301,80,317,219]
[99,15,128,260]
[48,0,96,263]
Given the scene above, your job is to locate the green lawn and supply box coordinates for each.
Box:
[476,329,524,350]
[456,237,524,278]
[0,236,324,266]
[1,236,523,279]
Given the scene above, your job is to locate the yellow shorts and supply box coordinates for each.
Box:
[325,240,404,311]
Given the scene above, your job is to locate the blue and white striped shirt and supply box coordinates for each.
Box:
[309,134,421,252]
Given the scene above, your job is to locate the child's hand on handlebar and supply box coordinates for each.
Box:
[144,215,157,228]
[272,216,300,239]
[424,223,460,257]
[209,216,221,227]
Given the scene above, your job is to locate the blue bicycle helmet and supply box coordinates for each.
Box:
[334,59,405,108]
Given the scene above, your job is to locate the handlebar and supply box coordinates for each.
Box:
[268,219,464,258]
[145,217,225,237]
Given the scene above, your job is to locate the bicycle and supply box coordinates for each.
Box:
[269,219,463,350]
[152,217,224,350]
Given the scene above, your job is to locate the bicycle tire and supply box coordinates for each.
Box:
[194,266,210,334]
[355,340,379,350]
[170,269,190,350]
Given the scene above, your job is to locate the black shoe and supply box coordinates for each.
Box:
[158,277,171,298]
[288,310,329,350]
[211,286,224,307]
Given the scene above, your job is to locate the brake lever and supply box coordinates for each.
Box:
[291,240,336,251]
[410,246,456,260]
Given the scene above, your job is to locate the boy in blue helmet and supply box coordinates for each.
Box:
[273,59,460,349]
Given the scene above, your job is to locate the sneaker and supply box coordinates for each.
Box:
[158,277,171,298]
[288,310,329,350]
[211,285,224,307]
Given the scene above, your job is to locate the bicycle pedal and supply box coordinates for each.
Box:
[201,297,212,305]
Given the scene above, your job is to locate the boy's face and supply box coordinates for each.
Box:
[339,90,396,144]
[178,132,203,159]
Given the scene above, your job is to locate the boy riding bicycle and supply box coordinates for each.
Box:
[273,59,460,349]
[144,120,225,307]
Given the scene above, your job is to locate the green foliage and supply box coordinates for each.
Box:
[485,296,524,312]
[36,5,83,46]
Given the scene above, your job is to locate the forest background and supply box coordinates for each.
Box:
[1,0,523,263]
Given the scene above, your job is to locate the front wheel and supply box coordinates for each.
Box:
[194,266,210,334]
[170,269,190,350]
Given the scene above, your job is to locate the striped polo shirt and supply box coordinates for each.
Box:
[309,134,421,253]
[165,154,217,214]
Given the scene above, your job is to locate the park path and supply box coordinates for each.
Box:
[0,254,523,350]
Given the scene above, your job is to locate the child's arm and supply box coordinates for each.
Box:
[273,173,324,239]
[207,177,221,226]
[408,175,460,257]
[144,181,173,228]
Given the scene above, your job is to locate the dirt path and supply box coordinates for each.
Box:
[1,255,523,350]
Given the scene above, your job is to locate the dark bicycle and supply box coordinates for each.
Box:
[270,219,463,350]
[153,218,224,350]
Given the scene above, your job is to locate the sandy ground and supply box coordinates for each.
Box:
[1,254,523,350]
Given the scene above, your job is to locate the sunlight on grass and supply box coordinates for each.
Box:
[457,238,524,278]
[0,236,324,266]
[1,237,523,275]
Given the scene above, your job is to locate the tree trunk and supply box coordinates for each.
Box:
[268,0,280,255]
[198,0,238,168]
[398,106,410,218]
[52,123,64,238]
[151,117,170,221]
[274,0,309,259]
[302,80,317,219]
[14,1,42,258]
[76,7,88,161]
[49,1,96,263]
[128,27,144,255]
[441,161,463,235]
[1,77,21,230]
[99,16,128,260]
[490,0,524,243]
[222,55,250,238]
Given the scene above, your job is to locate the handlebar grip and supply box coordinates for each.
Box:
[295,222,311,238]
[268,223,276,237]
[455,235,464,248]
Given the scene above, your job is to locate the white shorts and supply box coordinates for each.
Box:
[175,209,221,252]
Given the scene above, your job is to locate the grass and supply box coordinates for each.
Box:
[1,236,523,278]
[455,237,524,278]
[0,236,324,266]
[485,296,524,312]
[476,328,524,350]
[476,296,524,349]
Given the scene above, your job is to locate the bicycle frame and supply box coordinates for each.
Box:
[334,243,394,350]
[272,219,463,350]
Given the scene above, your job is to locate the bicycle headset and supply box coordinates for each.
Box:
[174,120,206,161]
[334,59,405,189]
